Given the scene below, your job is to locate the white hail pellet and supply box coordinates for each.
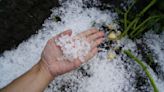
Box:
[55,34,91,62]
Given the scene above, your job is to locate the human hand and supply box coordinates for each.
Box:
[40,28,104,77]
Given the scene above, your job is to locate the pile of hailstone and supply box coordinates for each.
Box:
[55,34,91,62]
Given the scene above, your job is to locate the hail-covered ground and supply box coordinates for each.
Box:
[0,0,164,92]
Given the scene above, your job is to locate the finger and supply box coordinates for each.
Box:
[87,31,104,42]
[77,28,99,37]
[91,38,104,48]
[52,29,72,40]
[73,59,82,68]
[84,47,98,62]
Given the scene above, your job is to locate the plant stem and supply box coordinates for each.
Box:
[133,19,139,30]
[133,18,160,37]
[120,19,130,24]
[132,25,147,38]
[124,13,128,30]
[124,50,159,92]
[130,16,160,36]
[120,18,138,38]
[138,0,156,17]
[120,0,157,39]
[124,2,135,30]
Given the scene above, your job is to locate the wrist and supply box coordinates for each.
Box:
[36,60,54,81]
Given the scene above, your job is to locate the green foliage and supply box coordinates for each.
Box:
[119,0,164,39]
[111,0,163,91]
[124,50,159,92]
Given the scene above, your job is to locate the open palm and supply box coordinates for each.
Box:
[40,28,104,77]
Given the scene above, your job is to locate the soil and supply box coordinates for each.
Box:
[0,0,59,53]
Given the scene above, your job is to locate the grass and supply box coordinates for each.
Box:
[124,50,159,92]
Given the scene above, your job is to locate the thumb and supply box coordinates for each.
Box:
[61,29,72,36]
